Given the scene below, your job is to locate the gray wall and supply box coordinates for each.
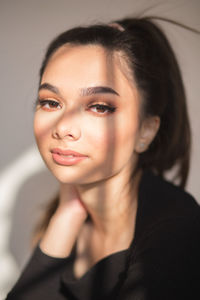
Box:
[0,0,199,298]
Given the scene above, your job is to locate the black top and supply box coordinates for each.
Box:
[6,171,200,300]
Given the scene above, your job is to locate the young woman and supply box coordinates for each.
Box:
[6,17,200,300]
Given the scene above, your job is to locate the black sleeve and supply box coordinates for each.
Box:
[5,246,73,300]
[118,215,200,300]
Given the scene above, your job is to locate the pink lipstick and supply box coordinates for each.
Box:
[51,148,87,166]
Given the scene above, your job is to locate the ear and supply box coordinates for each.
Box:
[135,116,160,153]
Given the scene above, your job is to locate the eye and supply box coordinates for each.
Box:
[37,99,62,111]
[88,104,116,115]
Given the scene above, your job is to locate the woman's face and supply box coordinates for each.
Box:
[34,44,141,185]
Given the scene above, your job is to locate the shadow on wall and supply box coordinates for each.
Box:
[8,169,59,270]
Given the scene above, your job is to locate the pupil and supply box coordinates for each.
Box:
[97,105,106,112]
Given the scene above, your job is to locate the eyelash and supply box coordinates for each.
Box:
[37,99,116,115]
[37,99,61,110]
[87,103,116,114]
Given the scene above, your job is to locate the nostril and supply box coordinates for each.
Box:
[52,126,81,141]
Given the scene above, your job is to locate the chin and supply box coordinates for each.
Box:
[42,155,91,184]
[43,155,120,185]
[47,164,113,186]
[47,166,93,185]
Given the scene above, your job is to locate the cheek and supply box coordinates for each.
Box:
[34,113,53,148]
[84,120,117,152]
[84,114,138,167]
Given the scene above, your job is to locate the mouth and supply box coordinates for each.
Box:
[51,148,88,166]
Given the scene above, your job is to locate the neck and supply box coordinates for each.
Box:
[75,168,142,237]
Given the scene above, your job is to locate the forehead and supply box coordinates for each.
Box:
[41,44,137,98]
[44,44,133,79]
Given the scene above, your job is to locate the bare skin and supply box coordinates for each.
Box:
[40,185,88,258]
[73,170,141,278]
[40,171,141,278]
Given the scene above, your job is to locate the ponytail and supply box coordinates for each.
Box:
[116,17,191,187]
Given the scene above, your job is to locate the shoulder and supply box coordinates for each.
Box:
[135,170,200,256]
[136,170,200,236]
[125,172,200,299]
[141,170,199,212]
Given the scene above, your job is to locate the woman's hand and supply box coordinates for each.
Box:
[39,184,88,258]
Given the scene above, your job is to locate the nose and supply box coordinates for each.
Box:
[52,109,81,141]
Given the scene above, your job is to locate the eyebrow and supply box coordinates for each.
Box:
[39,83,119,97]
[80,86,119,97]
[39,83,60,94]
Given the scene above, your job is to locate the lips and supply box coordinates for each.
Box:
[51,148,86,157]
[51,148,87,166]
